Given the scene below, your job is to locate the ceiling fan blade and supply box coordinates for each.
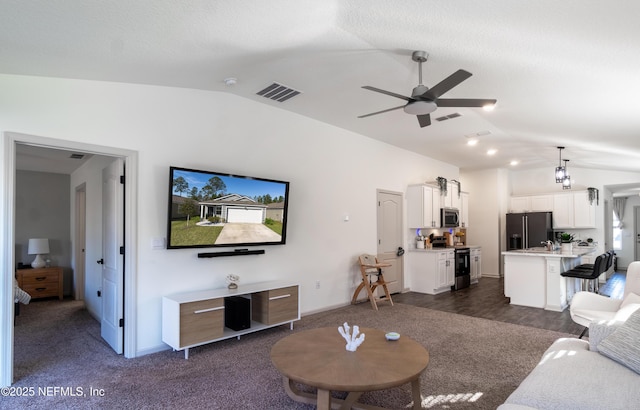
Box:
[358,105,406,119]
[436,98,497,107]
[362,86,413,102]
[422,69,472,100]
[417,114,431,127]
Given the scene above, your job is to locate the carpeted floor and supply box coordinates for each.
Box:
[8,299,572,409]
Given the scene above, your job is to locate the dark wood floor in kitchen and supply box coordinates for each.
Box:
[393,272,626,337]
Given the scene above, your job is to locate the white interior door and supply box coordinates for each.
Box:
[377,190,403,294]
[101,159,124,354]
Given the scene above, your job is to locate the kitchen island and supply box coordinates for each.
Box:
[501,246,597,311]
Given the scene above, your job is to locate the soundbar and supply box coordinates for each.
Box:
[197,249,265,258]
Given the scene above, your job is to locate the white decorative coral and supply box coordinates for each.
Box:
[226,274,239,289]
[338,322,365,352]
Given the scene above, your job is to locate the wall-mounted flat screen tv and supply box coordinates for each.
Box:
[167,166,289,249]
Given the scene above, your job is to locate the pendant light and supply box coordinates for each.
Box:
[555,147,566,183]
[562,159,571,190]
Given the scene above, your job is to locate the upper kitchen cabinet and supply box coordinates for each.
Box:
[552,191,596,229]
[443,182,462,210]
[509,195,553,213]
[571,191,596,228]
[407,185,441,228]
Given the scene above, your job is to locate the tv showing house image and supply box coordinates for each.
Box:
[167,166,289,249]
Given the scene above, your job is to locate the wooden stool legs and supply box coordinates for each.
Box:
[351,271,393,310]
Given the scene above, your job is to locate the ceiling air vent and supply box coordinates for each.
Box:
[435,112,462,122]
[69,153,85,159]
[256,82,301,102]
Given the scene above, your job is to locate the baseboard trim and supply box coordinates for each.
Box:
[136,344,170,358]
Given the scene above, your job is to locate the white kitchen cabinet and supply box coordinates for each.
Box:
[445,182,462,210]
[408,249,455,295]
[530,195,554,211]
[572,191,596,228]
[510,196,530,213]
[470,248,482,283]
[552,193,573,228]
[460,192,469,228]
[510,195,553,212]
[407,184,441,228]
[553,191,596,229]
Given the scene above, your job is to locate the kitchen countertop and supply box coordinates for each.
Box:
[502,246,597,258]
[410,244,480,252]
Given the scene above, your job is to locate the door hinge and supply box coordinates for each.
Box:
[119,318,124,327]
[120,175,125,184]
[120,246,125,255]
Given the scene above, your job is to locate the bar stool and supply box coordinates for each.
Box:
[561,253,607,293]
[351,254,394,311]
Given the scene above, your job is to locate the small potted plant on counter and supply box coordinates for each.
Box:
[560,233,574,253]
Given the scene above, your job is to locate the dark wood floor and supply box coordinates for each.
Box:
[393,272,626,337]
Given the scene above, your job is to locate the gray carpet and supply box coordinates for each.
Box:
[8,299,572,409]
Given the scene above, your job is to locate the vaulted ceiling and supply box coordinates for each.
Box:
[2,0,640,175]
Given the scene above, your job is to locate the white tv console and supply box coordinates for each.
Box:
[162,280,299,359]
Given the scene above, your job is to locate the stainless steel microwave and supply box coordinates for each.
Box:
[441,207,459,228]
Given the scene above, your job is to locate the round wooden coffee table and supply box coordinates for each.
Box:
[271,327,429,409]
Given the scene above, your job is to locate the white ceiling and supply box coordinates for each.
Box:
[3,1,640,180]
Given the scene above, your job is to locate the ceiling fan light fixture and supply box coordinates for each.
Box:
[403,100,437,115]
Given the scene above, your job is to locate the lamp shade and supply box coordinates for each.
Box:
[28,238,49,255]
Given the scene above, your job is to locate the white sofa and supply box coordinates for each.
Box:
[500,309,640,410]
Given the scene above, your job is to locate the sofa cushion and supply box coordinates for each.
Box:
[598,308,640,375]
[502,337,640,409]
[588,320,621,352]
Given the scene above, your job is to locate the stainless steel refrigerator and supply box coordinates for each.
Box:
[506,212,554,250]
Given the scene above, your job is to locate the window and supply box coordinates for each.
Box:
[612,210,622,250]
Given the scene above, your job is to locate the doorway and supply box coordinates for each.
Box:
[1,132,138,387]
[376,190,404,294]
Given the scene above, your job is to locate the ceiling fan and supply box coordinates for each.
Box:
[358,51,497,128]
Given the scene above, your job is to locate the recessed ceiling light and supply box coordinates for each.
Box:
[223,77,237,86]
[467,138,479,146]
[483,103,496,112]
[510,160,519,166]
[487,149,497,155]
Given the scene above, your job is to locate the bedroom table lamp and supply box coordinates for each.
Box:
[28,238,50,268]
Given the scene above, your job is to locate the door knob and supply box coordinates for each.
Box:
[97,258,104,264]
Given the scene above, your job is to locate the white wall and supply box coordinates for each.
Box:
[460,168,510,277]
[0,74,457,355]
[15,171,71,266]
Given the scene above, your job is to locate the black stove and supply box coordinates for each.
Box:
[452,247,471,291]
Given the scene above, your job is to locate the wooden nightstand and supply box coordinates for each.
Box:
[16,267,63,300]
